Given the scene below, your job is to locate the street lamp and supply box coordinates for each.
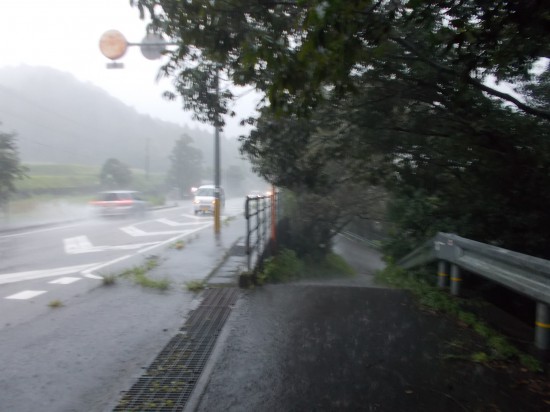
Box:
[99,30,223,234]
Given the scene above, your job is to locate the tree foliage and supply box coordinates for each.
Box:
[132,0,550,121]
[0,126,27,205]
[99,158,133,189]
[132,1,550,258]
[165,134,203,197]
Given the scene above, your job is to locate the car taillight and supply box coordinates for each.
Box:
[116,199,133,206]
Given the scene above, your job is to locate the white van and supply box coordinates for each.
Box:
[193,185,225,214]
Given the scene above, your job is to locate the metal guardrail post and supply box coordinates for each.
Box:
[450,264,462,296]
[245,197,251,272]
[535,302,550,350]
[437,260,449,288]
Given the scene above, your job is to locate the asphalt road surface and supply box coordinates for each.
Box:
[194,236,549,412]
[0,198,245,412]
[0,199,244,329]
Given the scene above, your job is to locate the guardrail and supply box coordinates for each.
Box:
[339,230,383,250]
[398,232,550,350]
[244,192,279,273]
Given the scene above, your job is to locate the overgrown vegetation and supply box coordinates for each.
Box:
[185,280,205,292]
[132,0,550,262]
[258,248,356,284]
[170,240,185,250]
[119,256,171,291]
[47,299,64,308]
[0,126,27,206]
[101,274,117,286]
[375,265,541,372]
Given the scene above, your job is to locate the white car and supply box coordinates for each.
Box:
[193,185,225,214]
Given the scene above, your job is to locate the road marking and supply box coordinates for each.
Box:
[63,235,159,254]
[6,290,47,300]
[49,277,81,285]
[82,222,214,278]
[120,224,211,237]
[181,213,203,219]
[0,263,99,285]
[156,218,209,227]
[0,223,83,239]
[64,235,93,254]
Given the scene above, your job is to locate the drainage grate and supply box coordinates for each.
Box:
[114,287,239,411]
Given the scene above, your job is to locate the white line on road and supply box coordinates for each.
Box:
[120,224,211,237]
[82,222,214,278]
[63,235,160,254]
[49,277,81,285]
[0,263,99,285]
[0,223,83,239]
[156,218,210,227]
[6,290,47,300]
[64,235,93,254]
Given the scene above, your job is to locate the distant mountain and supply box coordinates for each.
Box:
[0,65,243,174]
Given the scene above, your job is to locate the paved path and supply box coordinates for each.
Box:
[193,236,549,411]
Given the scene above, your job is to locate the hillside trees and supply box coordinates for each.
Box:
[165,134,203,197]
[100,158,133,189]
[0,126,27,206]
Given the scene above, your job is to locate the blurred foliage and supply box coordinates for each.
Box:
[375,265,541,372]
[131,0,550,260]
[261,249,304,283]
[165,134,203,197]
[0,127,27,205]
[99,158,133,189]
[260,248,355,284]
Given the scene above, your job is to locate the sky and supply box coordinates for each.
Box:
[0,0,260,138]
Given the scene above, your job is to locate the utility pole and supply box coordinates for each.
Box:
[145,137,150,180]
[213,68,221,235]
[99,30,223,233]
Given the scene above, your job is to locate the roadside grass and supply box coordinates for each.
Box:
[48,299,64,308]
[118,256,171,291]
[223,216,236,226]
[257,248,356,284]
[375,264,541,372]
[101,274,117,286]
[170,240,185,250]
[185,280,206,292]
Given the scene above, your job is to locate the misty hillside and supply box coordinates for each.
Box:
[0,65,244,173]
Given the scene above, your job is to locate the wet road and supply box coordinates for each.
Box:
[0,201,245,412]
[0,199,243,330]
[194,237,547,412]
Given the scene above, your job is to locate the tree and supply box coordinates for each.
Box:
[99,158,133,189]
[0,126,27,206]
[165,134,202,197]
[132,1,550,260]
[132,0,550,122]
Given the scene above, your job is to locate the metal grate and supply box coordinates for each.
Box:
[114,288,239,411]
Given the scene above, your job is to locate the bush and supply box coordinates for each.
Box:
[261,249,304,283]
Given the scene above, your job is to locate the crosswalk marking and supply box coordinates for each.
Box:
[6,290,47,300]
[49,277,81,285]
